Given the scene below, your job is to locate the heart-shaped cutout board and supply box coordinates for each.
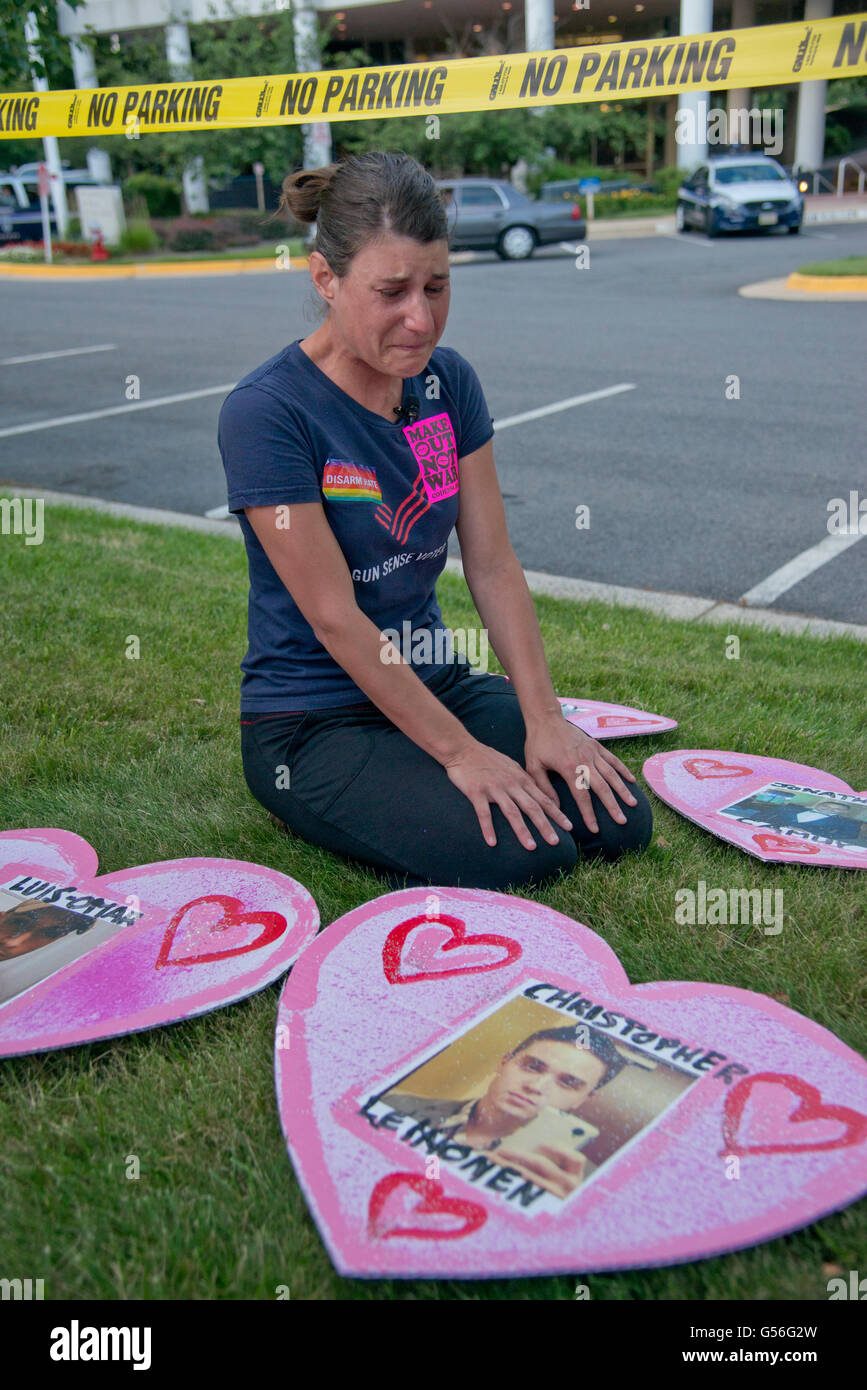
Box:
[559,697,677,739]
[501,682,677,740]
[0,829,319,1057]
[274,888,867,1278]
[643,751,867,868]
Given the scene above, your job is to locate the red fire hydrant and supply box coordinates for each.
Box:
[91,228,109,261]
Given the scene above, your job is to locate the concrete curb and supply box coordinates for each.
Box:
[786,270,867,295]
[1,484,244,537]
[0,255,309,281]
[4,485,865,643]
[3,203,866,277]
[740,275,867,301]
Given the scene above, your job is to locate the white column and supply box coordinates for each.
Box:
[794,0,832,174]
[676,0,714,169]
[293,0,332,169]
[725,0,755,122]
[524,0,555,117]
[165,17,209,213]
[68,36,112,184]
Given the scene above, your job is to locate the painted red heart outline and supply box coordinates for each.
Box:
[382,912,522,984]
[594,715,656,729]
[0,830,319,1058]
[683,757,755,780]
[753,833,820,856]
[155,893,287,969]
[368,1172,488,1241]
[275,885,867,1277]
[722,1072,867,1157]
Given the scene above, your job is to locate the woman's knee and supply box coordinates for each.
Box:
[585,782,654,860]
[452,823,578,893]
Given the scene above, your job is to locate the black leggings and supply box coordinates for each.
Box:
[240,657,653,893]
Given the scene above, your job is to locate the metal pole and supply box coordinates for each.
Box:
[24,10,69,241]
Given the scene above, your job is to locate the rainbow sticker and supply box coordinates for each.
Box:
[322,461,382,503]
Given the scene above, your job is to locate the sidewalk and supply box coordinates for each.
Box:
[4,484,865,643]
[588,192,867,240]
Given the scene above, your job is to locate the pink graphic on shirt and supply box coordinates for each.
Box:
[402,412,459,505]
[375,475,430,546]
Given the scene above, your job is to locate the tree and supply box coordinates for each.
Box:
[0,0,86,89]
[70,1,308,187]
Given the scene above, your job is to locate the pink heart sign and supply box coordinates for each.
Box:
[501,680,676,740]
[0,828,319,1056]
[274,887,867,1278]
[643,751,867,868]
[557,697,677,739]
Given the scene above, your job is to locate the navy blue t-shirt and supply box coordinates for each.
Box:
[218,338,495,712]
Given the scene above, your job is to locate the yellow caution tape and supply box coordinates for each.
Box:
[1,15,865,139]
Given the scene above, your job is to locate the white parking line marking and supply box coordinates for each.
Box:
[493,383,635,430]
[0,383,237,438]
[740,532,864,606]
[0,343,117,365]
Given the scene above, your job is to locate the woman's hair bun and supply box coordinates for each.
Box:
[277,164,338,225]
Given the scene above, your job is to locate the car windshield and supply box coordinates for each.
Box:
[715,164,786,185]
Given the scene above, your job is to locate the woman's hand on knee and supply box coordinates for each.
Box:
[443,740,574,850]
[524,720,639,836]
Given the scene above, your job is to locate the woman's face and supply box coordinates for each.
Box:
[312,231,451,376]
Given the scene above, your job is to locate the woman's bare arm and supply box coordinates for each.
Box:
[244,501,475,766]
[243,501,573,848]
[455,438,638,829]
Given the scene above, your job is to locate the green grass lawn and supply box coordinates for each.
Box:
[796,255,867,277]
[0,502,864,1300]
[0,239,307,267]
[110,238,308,264]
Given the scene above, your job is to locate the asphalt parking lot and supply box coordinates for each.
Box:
[1,222,865,625]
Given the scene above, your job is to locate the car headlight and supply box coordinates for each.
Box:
[713,195,743,214]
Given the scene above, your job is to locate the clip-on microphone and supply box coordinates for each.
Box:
[393,393,420,425]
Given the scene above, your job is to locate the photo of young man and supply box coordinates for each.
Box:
[720,783,867,848]
[0,898,100,1006]
[384,1025,625,1199]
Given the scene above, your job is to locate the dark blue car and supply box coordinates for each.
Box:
[676,154,803,238]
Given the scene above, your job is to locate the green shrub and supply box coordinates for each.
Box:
[119,219,160,254]
[214,206,278,238]
[167,224,216,252]
[593,191,677,217]
[122,173,181,218]
[652,165,688,198]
